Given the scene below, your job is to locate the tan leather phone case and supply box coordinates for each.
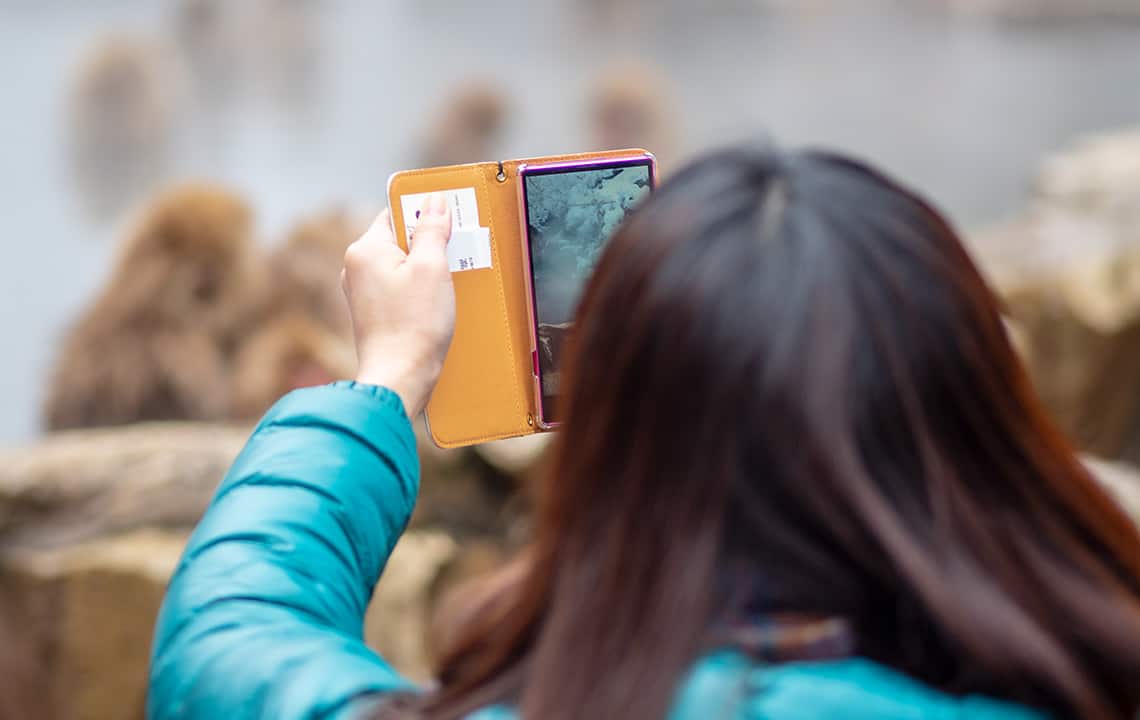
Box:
[388,148,651,448]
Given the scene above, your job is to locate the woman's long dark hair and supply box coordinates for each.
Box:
[394,145,1140,719]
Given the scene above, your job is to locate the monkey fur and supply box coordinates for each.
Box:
[588,62,679,172]
[227,208,363,420]
[420,82,509,167]
[230,311,355,421]
[43,184,264,431]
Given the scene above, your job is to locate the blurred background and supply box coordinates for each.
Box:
[2,1,1140,718]
[1,0,1140,440]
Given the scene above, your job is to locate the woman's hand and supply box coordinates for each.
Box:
[342,194,455,417]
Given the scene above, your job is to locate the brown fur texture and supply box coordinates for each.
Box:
[227,208,363,421]
[43,184,263,431]
[420,83,509,167]
[172,0,246,106]
[269,208,361,337]
[230,312,355,421]
[588,62,679,172]
[70,34,175,222]
[249,0,324,113]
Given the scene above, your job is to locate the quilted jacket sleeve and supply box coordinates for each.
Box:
[148,382,421,720]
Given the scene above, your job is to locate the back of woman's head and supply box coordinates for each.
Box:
[416,144,1140,720]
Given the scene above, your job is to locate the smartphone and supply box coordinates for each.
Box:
[519,153,656,429]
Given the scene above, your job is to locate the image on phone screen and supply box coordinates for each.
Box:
[522,158,654,425]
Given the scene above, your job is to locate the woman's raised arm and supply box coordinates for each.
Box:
[149,383,418,719]
[149,196,456,719]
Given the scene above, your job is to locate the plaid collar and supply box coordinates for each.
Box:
[714,616,856,663]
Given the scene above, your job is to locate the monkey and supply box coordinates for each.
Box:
[267,208,364,338]
[69,34,176,223]
[587,62,679,174]
[171,0,246,107]
[420,82,510,167]
[226,208,365,421]
[43,184,265,431]
[230,311,355,421]
[248,0,324,115]
[576,0,662,29]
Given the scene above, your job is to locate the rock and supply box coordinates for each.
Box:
[408,421,532,542]
[0,421,516,551]
[971,128,1140,463]
[0,525,470,719]
[0,410,527,718]
[0,419,525,717]
[365,531,459,683]
[474,434,553,478]
[423,538,510,666]
[0,529,185,720]
[410,448,517,539]
[0,423,248,550]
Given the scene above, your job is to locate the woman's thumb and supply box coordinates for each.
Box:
[409,193,452,263]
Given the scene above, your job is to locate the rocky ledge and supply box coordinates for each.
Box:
[0,421,548,720]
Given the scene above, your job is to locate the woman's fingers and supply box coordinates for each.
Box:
[346,209,405,273]
[409,194,452,267]
[343,194,457,416]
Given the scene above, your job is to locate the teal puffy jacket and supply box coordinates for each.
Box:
[148,383,1048,720]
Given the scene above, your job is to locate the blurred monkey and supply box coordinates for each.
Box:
[946,0,1136,19]
[578,0,656,28]
[249,0,324,116]
[173,0,324,122]
[588,62,679,173]
[420,82,509,167]
[270,209,363,337]
[43,185,263,431]
[230,312,355,421]
[172,0,243,106]
[228,208,364,420]
[69,34,176,223]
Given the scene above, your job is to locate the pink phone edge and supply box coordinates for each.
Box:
[517,151,659,431]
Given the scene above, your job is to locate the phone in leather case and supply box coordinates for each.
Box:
[518,155,656,429]
[387,149,656,448]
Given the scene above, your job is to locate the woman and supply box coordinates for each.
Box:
[148,146,1140,720]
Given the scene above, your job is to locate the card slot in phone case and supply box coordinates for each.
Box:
[390,163,530,447]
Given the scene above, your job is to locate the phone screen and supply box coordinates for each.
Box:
[522,158,654,425]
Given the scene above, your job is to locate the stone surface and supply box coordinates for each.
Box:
[0,421,521,551]
[0,529,184,720]
[0,423,248,550]
[366,531,459,683]
[971,127,1140,463]
[0,524,487,719]
[474,433,553,479]
[0,420,526,719]
[409,425,530,542]
[0,413,1137,720]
